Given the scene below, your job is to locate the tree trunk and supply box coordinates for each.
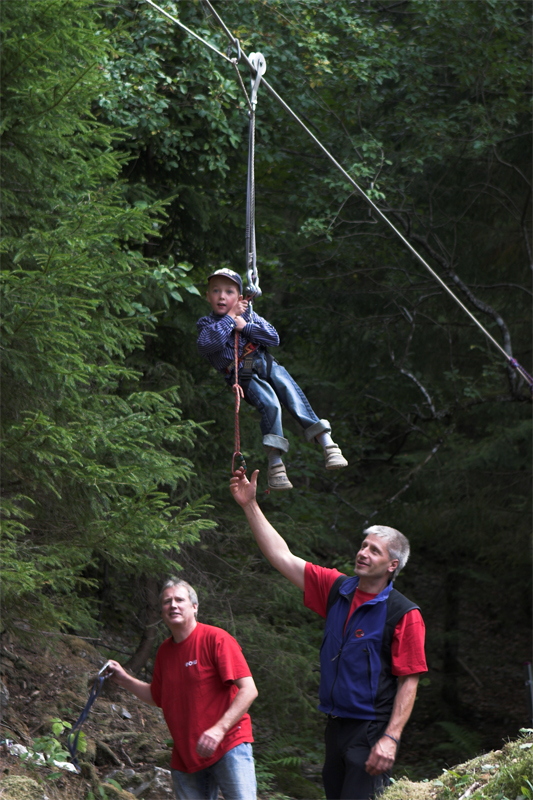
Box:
[124,575,161,675]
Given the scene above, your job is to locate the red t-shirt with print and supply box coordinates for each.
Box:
[150,623,253,772]
[304,563,428,676]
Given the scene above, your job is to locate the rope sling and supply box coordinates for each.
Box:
[231,51,266,474]
[144,0,532,398]
[66,662,110,771]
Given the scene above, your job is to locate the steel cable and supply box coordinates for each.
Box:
[143,0,532,392]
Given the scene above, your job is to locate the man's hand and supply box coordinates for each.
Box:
[102,660,156,706]
[105,660,130,687]
[196,677,257,759]
[230,469,306,590]
[365,674,419,775]
[196,724,225,759]
[365,735,397,776]
[230,467,259,509]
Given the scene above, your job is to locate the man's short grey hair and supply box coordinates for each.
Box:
[363,525,410,581]
[159,578,199,619]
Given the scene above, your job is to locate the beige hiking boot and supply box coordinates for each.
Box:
[324,444,348,470]
[268,462,293,491]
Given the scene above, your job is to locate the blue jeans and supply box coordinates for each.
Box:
[171,742,257,800]
[243,351,330,453]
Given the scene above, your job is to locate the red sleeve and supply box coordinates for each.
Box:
[391,609,428,676]
[214,629,252,685]
[304,562,344,618]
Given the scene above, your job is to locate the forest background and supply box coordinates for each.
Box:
[1,0,531,793]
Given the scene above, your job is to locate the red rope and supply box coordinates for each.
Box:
[232,331,246,473]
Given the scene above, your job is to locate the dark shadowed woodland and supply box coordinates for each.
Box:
[1,1,531,798]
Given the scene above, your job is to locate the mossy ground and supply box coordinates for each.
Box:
[383,730,533,800]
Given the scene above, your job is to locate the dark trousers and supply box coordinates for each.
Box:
[322,717,390,800]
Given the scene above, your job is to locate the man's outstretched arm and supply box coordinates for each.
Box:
[230,468,306,591]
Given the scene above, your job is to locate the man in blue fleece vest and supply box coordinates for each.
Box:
[230,468,427,800]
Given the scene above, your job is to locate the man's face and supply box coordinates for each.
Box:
[206,276,242,315]
[354,534,398,582]
[160,585,197,631]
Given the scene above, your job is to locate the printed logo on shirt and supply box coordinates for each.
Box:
[354,629,365,638]
[185,660,198,667]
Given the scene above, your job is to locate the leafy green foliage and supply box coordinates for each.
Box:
[96,0,250,269]
[1,0,530,788]
[19,718,82,776]
[0,0,214,634]
[434,722,483,759]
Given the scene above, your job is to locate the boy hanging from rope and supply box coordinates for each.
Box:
[197,268,348,491]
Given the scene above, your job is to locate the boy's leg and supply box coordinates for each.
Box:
[244,374,292,490]
[264,447,293,491]
[264,457,293,490]
[306,423,348,470]
[264,359,321,431]
[244,374,287,450]
[265,360,348,470]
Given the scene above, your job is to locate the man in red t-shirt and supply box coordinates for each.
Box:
[231,468,427,800]
[107,578,258,800]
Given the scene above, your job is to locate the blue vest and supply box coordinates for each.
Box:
[318,575,419,721]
